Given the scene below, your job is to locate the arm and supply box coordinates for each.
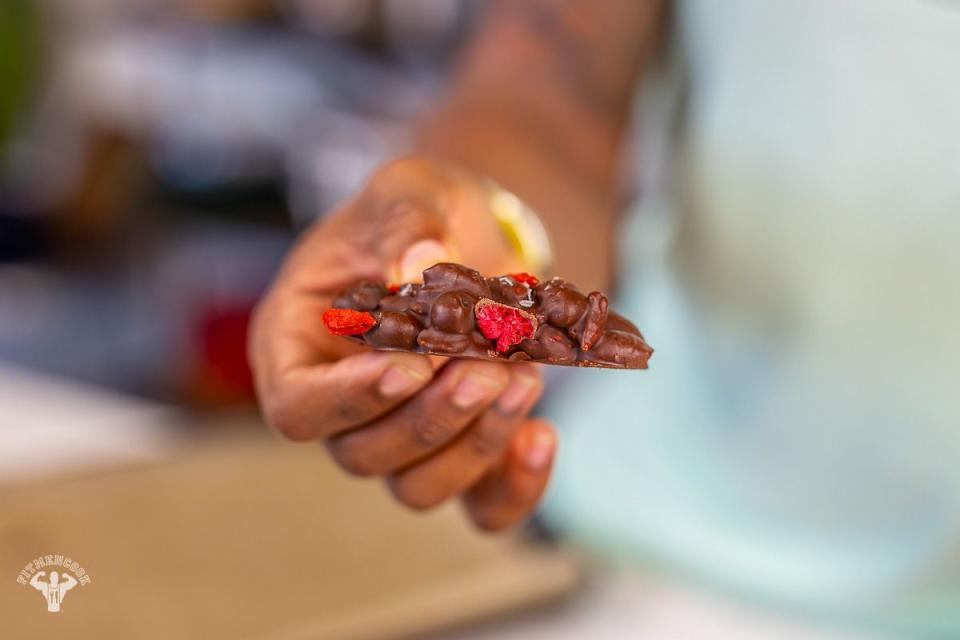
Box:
[61,574,78,591]
[250,0,667,531]
[30,572,45,590]
[420,0,668,290]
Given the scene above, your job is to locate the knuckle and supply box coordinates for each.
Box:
[366,157,428,199]
[409,415,455,449]
[330,384,371,425]
[468,420,514,458]
[382,201,432,237]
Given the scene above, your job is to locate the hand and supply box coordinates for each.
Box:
[250,156,558,531]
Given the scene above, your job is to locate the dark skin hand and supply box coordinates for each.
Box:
[250,0,668,531]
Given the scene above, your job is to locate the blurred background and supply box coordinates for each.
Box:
[0,1,946,639]
[0,0,476,407]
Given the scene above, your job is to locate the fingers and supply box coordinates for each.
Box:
[326,359,512,476]
[332,158,457,274]
[463,420,557,532]
[365,199,451,274]
[261,350,434,442]
[272,158,463,296]
[386,364,543,510]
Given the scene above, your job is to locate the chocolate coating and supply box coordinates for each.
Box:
[416,328,472,354]
[584,329,654,369]
[430,291,478,334]
[328,262,652,369]
[520,325,577,365]
[605,311,639,334]
[422,263,489,298]
[572,291,609,351]
[332,281,387,311]
[379,295,416,313]
[366,311,420,350]
[488,277,536,308]
[538,278,588,328]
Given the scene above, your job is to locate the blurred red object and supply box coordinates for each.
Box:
[189,303,256,408]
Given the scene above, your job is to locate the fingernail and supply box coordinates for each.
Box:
[497,376,540,415]
[399,239,452,282]
[379,365,429,398]
[453,372,503,410]
[522,430,555,470]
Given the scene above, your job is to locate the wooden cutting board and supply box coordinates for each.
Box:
[0,437,581,640]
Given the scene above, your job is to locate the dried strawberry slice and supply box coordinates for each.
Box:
[322,308,377,336]
[508,272,540,287]
[474,299,538,353]
[386,283,402,294]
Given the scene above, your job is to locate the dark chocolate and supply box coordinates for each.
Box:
[326,263,653,369]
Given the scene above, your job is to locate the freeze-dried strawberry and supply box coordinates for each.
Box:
[509,272,540,287]
[322,308,376,336]
[386,283,402,294]
[475,299,537,353]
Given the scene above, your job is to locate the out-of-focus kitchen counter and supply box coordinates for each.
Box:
[0,364,875,640]
[443,569,876,640]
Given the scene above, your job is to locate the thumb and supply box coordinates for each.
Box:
[361,195,457,282]
[392,239,458,283]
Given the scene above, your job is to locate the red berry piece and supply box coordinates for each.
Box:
[386,283,402,294]
[474,299,538,353]
[508,272,540,287]
[322,308,377,336]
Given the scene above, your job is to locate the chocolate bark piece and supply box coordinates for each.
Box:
[416,328,472,354]
[365,311,420,350]
[379,295,419,313]
[430,291,478,334]
[605,311,640,334]
[537,278,588,327]
[323,262,652,369]
[422,262,489,298]
[332,281,387,311]
[583,330,653,369]
[571,291,609,351]
[488,276,536,309]
[519,325,577,365]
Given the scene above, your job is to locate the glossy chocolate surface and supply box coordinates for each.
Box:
[329,263,653,369]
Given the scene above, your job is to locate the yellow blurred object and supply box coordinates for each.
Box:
[487,181,554,278]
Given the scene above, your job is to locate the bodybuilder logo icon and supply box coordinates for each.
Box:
[16,554,91,613]
[30,570,79,612]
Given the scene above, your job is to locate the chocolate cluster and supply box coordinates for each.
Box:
[326,263,652,369]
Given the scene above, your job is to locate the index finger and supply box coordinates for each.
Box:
[260,350,436,442]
